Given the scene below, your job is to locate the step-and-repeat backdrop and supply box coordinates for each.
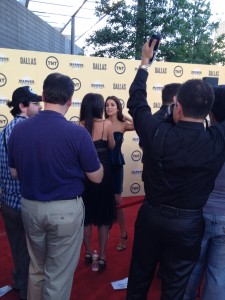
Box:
[0,48,224,197]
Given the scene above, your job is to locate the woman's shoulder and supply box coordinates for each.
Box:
[104,119,113,128]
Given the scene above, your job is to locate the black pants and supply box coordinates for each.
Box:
[1,203,30,299]
[126,202,205,300]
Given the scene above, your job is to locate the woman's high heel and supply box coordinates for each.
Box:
[116,232,128,251]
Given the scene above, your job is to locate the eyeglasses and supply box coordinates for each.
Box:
[31,102,41,106]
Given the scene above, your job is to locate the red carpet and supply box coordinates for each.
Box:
[0,197,162,300]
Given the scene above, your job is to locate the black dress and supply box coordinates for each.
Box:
[108,132,125,194]
[83,139,117,226]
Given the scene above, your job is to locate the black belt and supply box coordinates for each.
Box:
[147,203,202,217]
[71,195,82,200]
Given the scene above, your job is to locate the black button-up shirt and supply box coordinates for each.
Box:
[153,104,168,120]
[128,69,225,209]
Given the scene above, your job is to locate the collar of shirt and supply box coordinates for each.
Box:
[176,120,204,130]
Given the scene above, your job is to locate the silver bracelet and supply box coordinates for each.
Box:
[139,64,149,71]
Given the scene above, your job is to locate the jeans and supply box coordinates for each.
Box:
[184,213,225,300]
[126,202,205,300]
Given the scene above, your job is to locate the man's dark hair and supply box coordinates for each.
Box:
[177,79,215,119]
[7,100,30,117]
[43,73,74,105]
[162,83,181,105]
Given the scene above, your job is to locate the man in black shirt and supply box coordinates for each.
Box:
[126,40,225,300]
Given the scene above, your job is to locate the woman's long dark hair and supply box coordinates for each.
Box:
[80,93,104,135]
[105,96,124,122]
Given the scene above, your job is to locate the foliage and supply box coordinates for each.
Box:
[85,0,135,58]
[84,0,225,65]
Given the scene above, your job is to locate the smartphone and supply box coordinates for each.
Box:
[148,33,161,64]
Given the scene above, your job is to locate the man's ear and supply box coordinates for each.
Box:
[67,98,72,107]
[176,101,182,110]
[173,101,183,122]
[209,111,217,125]
[42,92,45,102]
[19,102,27,113]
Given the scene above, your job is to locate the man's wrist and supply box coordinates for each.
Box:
[139,64,149,71]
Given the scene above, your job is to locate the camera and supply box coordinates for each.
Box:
[167,103,175,116]
[165,103,175,124]
[148,33,161,64]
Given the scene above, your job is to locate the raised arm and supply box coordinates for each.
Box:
[123,114,134,131]
[127,39,159,141]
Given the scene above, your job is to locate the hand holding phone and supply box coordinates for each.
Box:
[148,33,161,64]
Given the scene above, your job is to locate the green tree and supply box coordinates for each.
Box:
[159,0,220,64]
[84,0,135,58]
[212,33,225,65]
[84,0,225,65]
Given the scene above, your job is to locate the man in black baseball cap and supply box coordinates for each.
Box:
[8,86,42,117]
[0,85,42,300]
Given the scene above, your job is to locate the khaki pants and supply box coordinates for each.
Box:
[21,197,84,300]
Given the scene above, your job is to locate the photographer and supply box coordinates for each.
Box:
[184,86,225,300]
[153,83,181,120]
[126,39,225,300]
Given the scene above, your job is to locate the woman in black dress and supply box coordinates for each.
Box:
[80,93,116,271]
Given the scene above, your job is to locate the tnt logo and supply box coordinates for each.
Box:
[173,66,183,77]
[0,73,7,87]
[131,150,142,162]
[46,56,59,70]
[70,116,80,124]
[72,78,81,91]
[130,183,141,194]
[114,62,126,74]
[0,115,8,128]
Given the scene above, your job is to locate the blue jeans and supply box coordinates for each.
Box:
[184,213,225,300]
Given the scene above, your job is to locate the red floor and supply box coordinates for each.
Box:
[0,197,161,300]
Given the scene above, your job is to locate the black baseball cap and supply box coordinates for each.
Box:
[11,86,42,106]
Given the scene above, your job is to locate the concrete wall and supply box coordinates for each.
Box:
[0,0,83,55]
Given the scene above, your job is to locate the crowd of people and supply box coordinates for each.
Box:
[0,38,225,300]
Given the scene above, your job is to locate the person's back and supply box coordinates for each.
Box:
[80,92,116,272]
[126,39,225,300]
[142,119,225,208]
[10,111,98,200]
[184,85,225,300]
[7,73,103,300]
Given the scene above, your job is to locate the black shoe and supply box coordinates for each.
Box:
[84,252,92,264]
[12,287,20,292]
[98,258,107,272]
